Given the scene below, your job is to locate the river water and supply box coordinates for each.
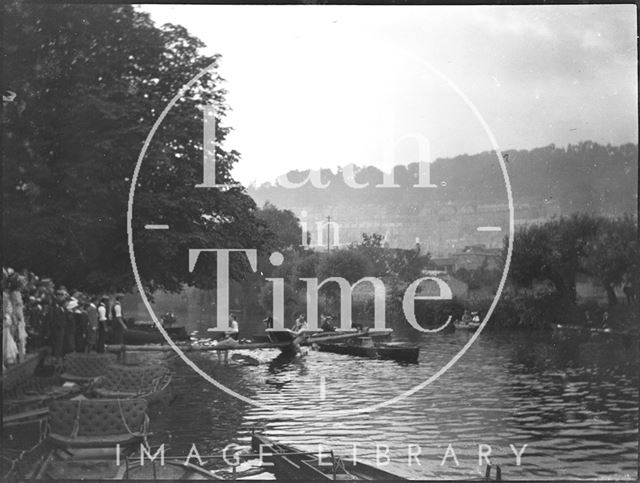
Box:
[146,325,638,480]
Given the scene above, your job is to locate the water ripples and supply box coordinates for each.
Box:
[148,330,637,479]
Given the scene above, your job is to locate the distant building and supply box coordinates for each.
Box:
[416,272,468,299]
[451,245,502,272]
[431,257,455,272]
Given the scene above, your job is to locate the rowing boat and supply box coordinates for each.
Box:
[60,353,117,383]
[24,447,224,480]
[251,433,406,480]
[92,364,173,404]
[1,348,46,394]
[266,328,393,344]
[251,433,502,481]
[3,376,82,428]
[124,319,190,345]
[123,327,189,345]
[7,399,222,481]
[453,319,481,331]
[317,337,420,364]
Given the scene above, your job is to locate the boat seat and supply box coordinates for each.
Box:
[47,398,149,449]
[48,432,145,448]
[93,364,171,398]
[61,353,117,381]
[59,373,99,383]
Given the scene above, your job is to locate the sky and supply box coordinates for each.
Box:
[139,4,638,186]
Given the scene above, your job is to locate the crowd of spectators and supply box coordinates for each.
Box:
[2,267,126,371]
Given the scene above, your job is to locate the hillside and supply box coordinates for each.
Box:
[247,142,637,256]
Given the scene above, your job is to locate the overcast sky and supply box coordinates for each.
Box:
[139,5,637,186]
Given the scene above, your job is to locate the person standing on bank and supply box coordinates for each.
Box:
[97,297,108,352]
[9,273,28,361]
[50,289,69,364]
[86,296,98,353]
[74,295,89,352]
[63,296,77,354]
[111,295,126,345]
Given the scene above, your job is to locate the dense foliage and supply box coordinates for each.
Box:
[2,3,266,292]
[507,214,638,306]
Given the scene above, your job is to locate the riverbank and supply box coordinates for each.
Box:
[385,290,639,333]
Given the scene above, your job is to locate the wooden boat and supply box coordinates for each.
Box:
[251,433,406,480]
[453,319,481,331]
[376,342,420,363]
[92,364,172,404]
[3,376,83,428]
[266,328,319,344]
[317,337,420,364]
[125,320,189,344]
[23,447,224,480]
[251,433,502,481]
[265,328,393,358]
[266,328,393,345]
[7,399,222,481]
[60,353,117,383]
[1,348,46,394]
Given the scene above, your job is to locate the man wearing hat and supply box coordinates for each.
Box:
[49,289,69,364]
[64,296,78,354]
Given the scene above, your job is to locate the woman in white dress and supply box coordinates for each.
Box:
[9,273,27,360]
[3,273,18,368]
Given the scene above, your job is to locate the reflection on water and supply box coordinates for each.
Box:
[147,328,638,480]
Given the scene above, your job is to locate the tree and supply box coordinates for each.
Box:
[352,233,426,281]
[508,214,599,305]
[318,249,371,284]
[583,215,638,306]
[354,233,387,276]
[2,2,266,292]
[255,202,302,253]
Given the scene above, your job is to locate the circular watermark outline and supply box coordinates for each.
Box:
[127,46,514,419]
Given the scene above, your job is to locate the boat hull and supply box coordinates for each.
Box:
[377,343,420,363]
[123,326,189,345]
[16,445,222,481]
[317,342,419,363]
[453,321,481,331]
[251,433,406,481]
[1,348,46,395]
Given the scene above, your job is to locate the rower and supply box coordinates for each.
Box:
[461,310,472,324]
[292,313,307,333]
[262,311,274,329]
[320,314,336,332]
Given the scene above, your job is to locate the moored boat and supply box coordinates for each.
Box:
[376,342,421,363]
[1,348,47,395]
[3,375,82,428]
[60,353,117,383]
[92,364,173,404]
[7,398,223,481]
[251,433,502,481]
[251,432,407,481]
[317,337,420,364]
[125,319,189,344]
